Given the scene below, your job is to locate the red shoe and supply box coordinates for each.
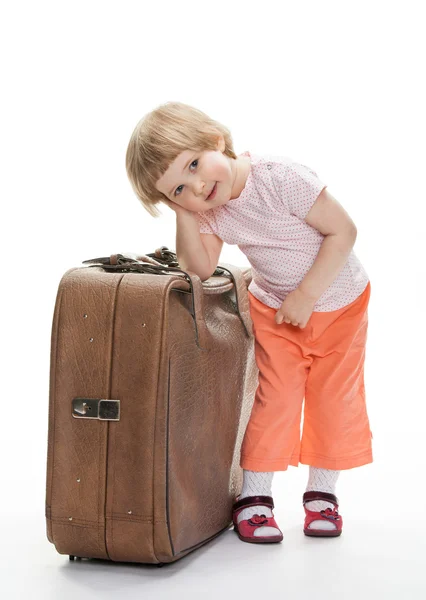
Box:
[303,491,343,537]
[232,495,283,544]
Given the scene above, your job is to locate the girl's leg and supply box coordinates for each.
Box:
[301,283,372,531]
[237,291,311,538]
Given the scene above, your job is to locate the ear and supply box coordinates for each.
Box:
[216,134,225,152]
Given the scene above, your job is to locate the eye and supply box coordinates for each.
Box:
[174,159,198,196]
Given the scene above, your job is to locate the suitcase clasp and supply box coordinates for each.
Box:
[72,398,120,421]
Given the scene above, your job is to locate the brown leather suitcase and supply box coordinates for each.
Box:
[45,247,257,565]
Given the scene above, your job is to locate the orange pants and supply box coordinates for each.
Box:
[240,281,372,472]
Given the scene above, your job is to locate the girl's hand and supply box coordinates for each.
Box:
[161,198,192,216]
[275,288,316,329]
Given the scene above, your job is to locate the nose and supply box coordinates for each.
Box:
[193,178,206,197]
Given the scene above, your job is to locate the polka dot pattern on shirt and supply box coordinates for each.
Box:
[196,151,369,312]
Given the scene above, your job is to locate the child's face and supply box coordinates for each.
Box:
[155,135,239,212]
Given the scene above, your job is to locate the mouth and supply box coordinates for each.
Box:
[206,182,217,201]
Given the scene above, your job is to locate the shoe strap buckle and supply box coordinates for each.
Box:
[248,514,269,526]
[320,507,340,521]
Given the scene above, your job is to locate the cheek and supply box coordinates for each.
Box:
[209,161,228,182]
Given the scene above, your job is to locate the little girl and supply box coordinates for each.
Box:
[125,101,373,544]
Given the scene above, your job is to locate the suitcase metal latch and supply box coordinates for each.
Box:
[72,398,120,421]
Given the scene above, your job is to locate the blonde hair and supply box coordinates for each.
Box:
[125,101,237,218]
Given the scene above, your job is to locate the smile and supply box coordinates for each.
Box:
[206,182,217,201]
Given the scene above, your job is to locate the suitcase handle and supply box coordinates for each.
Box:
[82,247,227,276]
[81,247,253,350]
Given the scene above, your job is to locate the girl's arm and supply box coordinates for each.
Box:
[298,231,357,303]
[175,210,213,281]
[297,187,358,302]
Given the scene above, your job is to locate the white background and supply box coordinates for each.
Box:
[1,0,425,598]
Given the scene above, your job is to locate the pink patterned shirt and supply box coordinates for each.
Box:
[196,150,370,312]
